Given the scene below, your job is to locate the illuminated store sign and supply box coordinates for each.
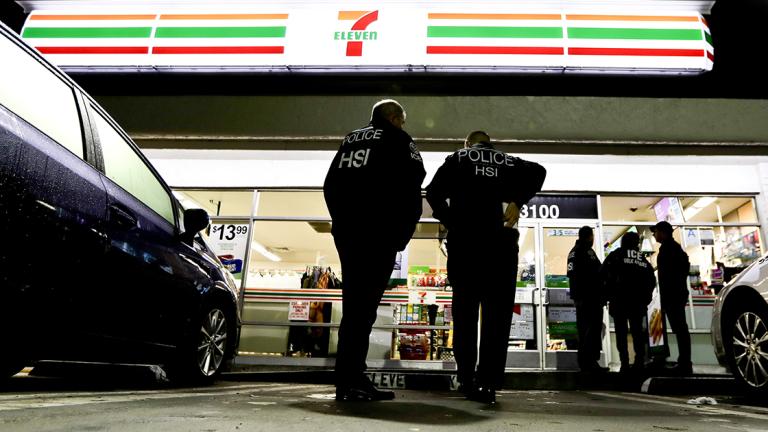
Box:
[20,7,714,73]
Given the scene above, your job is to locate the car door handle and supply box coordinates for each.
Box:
[109,204,137,228]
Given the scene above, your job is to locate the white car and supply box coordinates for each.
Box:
[712,254,768,391]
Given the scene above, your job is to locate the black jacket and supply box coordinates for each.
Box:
[323,119,426,251]
[657,240,690,306]
[425,143,546,239]
[567,241,603,303]
[601,247,656,315]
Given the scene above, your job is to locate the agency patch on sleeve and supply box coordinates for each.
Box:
[409,142,422,161]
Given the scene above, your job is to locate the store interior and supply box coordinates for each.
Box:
[173,189,762,364]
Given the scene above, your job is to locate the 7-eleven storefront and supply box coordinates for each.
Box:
[15,0,768,373]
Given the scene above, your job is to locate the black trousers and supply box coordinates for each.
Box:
[662,301,692,366]
[334,237,397,386]
[449,229,518,390]
[575,300,604,367]
[612,309,647,366]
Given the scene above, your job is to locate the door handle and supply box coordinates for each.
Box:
[109,204,137,228]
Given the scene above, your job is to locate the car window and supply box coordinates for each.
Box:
[0,32,83,158]
[92,108,175,225]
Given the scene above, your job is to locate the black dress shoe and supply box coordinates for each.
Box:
[457,382,475,397]
[336,380,395,402]
[468,387,496,404]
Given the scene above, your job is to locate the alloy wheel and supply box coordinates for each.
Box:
[197,309,228,377]
[732,311,768,388]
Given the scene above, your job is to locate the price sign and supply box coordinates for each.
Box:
[211,224,249,241]
[208,223,249,277]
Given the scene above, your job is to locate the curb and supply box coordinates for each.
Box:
[221,369,738,394]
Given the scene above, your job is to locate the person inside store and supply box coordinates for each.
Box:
[651,221,693,376]
[426,131,546,404]
[601,231,656,374]
[324,99,426,401]
[567,226,608,373]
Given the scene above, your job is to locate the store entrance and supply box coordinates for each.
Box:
[508,221,605,370]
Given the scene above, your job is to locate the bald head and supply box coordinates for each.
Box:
[465,130,490,148]
[371,99,406,129]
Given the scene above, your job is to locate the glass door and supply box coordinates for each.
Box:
[540,223,603,370]
[506,225,542,369]
[507,222,605,371]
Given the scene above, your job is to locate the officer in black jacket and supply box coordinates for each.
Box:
[324,99,426,401]
[567,226,607,372]
[652,221,692,376]
[426,131,546,404]
[601,232,656,373]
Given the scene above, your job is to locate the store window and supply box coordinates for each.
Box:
[174,189,254,217]
[601,195,763,301]
[240,219,341,357]
[256,190,330,218]
[94,108,174,224]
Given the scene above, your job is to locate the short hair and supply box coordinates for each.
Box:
[621,232,640,249]
[578,226,593,240]
[465,130,491,145]
[371,99,405,122]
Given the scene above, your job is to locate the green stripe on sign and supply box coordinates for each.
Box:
[155,26,286,38]
[427,26,562,38]
[568,27,702,40]
[704,32,713,46]
[23,27,152,38]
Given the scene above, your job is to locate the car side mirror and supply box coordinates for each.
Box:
[181,208,210,244]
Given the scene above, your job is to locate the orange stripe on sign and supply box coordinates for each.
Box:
[567,14,700,22]
[30,14,156,20]
[428,13,561,20]
[338,11,370,21]
[159,14,289,20]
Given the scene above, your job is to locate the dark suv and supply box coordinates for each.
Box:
[0,22,240,382]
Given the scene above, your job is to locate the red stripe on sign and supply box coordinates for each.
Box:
[36,46,149,54]
[427,46,564,55]
[152,46,284,54]
[569,47,704,57]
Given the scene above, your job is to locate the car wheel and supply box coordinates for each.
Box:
[169,303,233,384]
[728,306,768,391]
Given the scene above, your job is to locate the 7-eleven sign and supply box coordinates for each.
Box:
[334,10,379,56]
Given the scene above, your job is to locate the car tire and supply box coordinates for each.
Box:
[725,301,768,392]
[168,302,235,384]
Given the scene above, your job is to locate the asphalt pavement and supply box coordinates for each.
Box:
[1,368,767,432]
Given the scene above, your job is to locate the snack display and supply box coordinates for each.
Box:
[649,309,664,344]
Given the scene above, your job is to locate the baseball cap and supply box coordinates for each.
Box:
[651,221,674,234]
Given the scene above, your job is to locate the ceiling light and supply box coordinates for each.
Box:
[251,241,281,262]
[683,197,716,221]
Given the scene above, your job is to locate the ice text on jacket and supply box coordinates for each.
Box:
[624,249,649,268]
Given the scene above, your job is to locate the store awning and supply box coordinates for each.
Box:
[17,1,715,75]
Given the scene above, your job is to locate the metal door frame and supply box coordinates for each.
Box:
[512,219,603,370]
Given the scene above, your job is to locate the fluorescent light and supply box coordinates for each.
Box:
[683,197,716,221]
[251,241,281,262]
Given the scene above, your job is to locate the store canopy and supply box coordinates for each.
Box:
[17,1,715,74]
